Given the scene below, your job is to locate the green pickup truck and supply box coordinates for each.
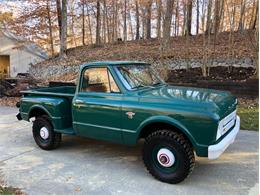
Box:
[17,61,240,184]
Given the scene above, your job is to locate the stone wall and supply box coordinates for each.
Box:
[29,58,256,79]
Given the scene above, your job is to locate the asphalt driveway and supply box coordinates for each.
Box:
[0,106,258,195]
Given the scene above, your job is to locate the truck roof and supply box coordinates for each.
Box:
[82,61,150,68]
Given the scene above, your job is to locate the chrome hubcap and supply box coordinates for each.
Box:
[40,127,49,140]
[157,148,175,167]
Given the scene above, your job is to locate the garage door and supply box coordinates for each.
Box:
[0,55,10,79]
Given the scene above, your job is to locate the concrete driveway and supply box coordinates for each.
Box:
[0,106,258,195]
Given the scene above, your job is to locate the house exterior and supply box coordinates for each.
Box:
[0,30,48,78]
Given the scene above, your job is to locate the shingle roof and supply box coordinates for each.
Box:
[1,30,48,59]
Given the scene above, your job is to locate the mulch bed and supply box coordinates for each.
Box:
[167,67,258,98]
[167,66,256,82]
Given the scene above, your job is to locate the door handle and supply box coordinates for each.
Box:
[74,100,84,104]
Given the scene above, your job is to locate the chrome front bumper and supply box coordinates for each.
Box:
[208,116,240,160]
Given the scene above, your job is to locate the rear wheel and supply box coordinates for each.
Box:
[32,115,61,150]
[143,130,195,184]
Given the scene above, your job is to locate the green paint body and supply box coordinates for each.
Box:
[19,61,237,157]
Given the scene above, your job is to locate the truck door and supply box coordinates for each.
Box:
[72,66,123,143]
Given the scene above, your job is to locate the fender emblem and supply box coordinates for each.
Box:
[126,112,135,119]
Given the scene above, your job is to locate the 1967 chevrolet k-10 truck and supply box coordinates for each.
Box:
[17,61,240,184]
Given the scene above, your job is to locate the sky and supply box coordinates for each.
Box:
[0,0,199,37]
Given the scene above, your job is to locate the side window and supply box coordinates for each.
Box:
[81,67,120,93]
[108,71,120,93]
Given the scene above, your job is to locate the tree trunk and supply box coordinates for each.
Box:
[146,0,152,39]
[213,0,221,34]
[56,0,62,40]
[59,0,67,59]
[205,0,212,34]
[182,1,186,36]
[115,2,118,39]
[157,0,162,38]
[105,0,110,43]
[47,0,54,57]
[186,0,192,36]
[238,0,246,31]
[87,7,93,44]
[142,8,145,38]
[175,0,179,36]
[70,2,77,47]
[135,0,140,40]
[128,10,134,40]
[162,0,174,49]
[251,0,258,29]
[201,0,209,77]
[102,0,107,43]
[96,0,101,45]
[196,0,199,34]
[112,0,115,41]
[82,0,85,45]
[123,0,127,41]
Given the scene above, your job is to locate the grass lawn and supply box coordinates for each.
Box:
[237,103,259,131]
[0,186,24,195]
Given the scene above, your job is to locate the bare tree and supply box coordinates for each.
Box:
[185,0,192,36]
[250,0,258,29]
[205,0,212,34]
[56,0,62,39]
[201,0,209,77]
[59,0,67,59]
[146,0,152,39]
[96,0,101,45]
[135,0,140,40]
[123,0,127,41]
[213,0,222,34]
[82,0,85,45]
[175,0,179,36]
[196,0,199,34]
[102,0,107,43]
[157,0,162,38]
[69,2,77,47]
[47,0,54,57]
[87,6,93,44]
[162,0,174,49]
[128,10,134,40]
[238,0,246,31]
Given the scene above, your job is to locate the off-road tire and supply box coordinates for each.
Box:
[32,115,61,150]
[143,130,195,184]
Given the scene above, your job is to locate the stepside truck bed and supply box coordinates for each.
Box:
[20,86,76,134]
[22,86,76,98]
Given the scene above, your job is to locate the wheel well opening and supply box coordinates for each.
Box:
[139,122,193,147]
[29,108,48,119]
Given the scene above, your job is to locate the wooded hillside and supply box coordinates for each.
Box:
[37,29,256,66]
[0,0,258,77]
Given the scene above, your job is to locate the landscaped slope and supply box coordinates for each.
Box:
[36,30,257,67]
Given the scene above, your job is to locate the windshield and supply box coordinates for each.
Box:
[115,65,164,90]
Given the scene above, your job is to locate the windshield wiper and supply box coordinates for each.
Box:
[132,84,145,89]
[152,82,162,86]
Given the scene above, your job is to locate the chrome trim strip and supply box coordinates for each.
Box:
[73,121,136,133]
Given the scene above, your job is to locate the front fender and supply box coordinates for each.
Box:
[136,115,197,148]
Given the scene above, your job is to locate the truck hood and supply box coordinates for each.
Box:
[138,85,237,118]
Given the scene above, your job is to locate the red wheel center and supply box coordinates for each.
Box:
[159,154,170,164]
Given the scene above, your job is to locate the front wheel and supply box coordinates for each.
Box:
[32,115,61,150]
[143,130,195,184]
